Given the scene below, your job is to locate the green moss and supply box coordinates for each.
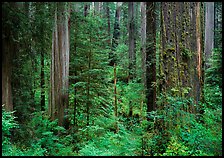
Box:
[168,10,171,15]
[180,46,192,59]
[165,46,175,53]
[181,32,189,41]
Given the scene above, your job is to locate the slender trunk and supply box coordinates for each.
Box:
[84,3,89,17]
[140,2,146,88]
[40,46,45,111]
[40,8,45,111]
[74,43,77,130]
[87,34,92,127]
[106,3,111,47]
[114,63,118,133]
[195,2,202,106]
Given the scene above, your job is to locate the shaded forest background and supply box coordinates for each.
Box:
[2,2,222,156]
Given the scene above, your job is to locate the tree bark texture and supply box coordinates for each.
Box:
[160,2,203,111]
[146,2,157,113]
[2,2,19,111]
[128,2,136,81]
[204,2,214,69]
[49,2,70,126]
[214,2,222,48]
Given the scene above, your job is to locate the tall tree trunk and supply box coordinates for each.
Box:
[40,44,45,111]
[195,2,203,105]
[140,2,146,88]
[87,39,91,127]
[128,2,136,117]
[128,2,136,82]
[214,2,222,48]
[106,3,111,47]
[39,3,45,111]
[146,2,156,114]
[49,2,70,127]
[2,2,19,111]
[2,25,13,111]
[109,2,122,66]
[160,2,203,116]
[204,2,214,69]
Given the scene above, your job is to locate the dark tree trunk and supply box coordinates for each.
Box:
[40,46,45,111]
[140,2,146,88]
[84,3,89,17]
[2,25,14,111]
[146,2,156,113]
[2,2,19,111]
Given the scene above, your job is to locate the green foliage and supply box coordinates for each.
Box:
[2,2,222,157]
[2,108,18,136]
[204,48,222,108]
[151,91,222,156]
[2,108,19,156]
[180,46,193,59]
[26,112,75,156]
[79,122,142,156]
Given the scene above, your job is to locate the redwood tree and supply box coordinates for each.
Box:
[159,2,204,113]
[49,2,70,127]
[2,2,19,111]
[204,2,214,69]
[146,2,156,113]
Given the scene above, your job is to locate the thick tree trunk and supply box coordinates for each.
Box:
[2,2,19,111]
[160,2,203,113]
[146,2,156,113]
[2,28,13,111]
[49,2,70,127]
[204,2,214,69]
[128,2,136,82]
[128,2,136,117]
